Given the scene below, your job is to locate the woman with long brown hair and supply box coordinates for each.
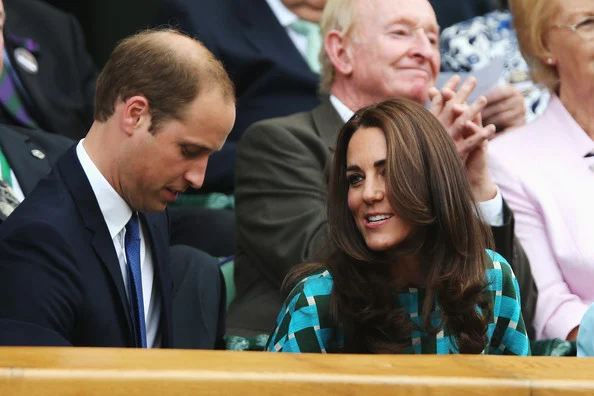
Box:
[265,98,529,354]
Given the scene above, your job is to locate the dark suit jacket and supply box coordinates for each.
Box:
[3,0,97,140]
[155,0,321,192]
[0,124,74,195]
[429,0,497,29]
[230,98,537,338]
[0,146,174,347]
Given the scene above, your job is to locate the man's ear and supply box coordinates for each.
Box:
[121,96,150,136]
[325,29,354,77]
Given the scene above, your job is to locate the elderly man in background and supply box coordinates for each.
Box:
[156,0,524,193]
[229,0,536,337]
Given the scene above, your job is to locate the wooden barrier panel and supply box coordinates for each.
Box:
[0,348,592,395]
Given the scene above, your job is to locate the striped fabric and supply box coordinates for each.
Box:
[8,34,40,53]
[0,65,39,129]
[266,250,530,355]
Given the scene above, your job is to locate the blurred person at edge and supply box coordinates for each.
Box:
[489,0,594,341]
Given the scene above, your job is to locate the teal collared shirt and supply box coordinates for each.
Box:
[578,304,594,357]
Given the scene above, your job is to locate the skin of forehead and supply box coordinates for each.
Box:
[353,0,438,34]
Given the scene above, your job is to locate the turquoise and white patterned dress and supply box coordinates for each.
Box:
[266,250,530,355]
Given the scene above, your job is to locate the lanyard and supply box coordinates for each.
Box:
[0,146,12,187]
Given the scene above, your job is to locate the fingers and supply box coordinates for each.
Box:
[465,95,488,127]
[429,86,456,117]
[482,88,524,119]
[453,76,477,105]
[428,86,440,101]
[428,86,444,116]
[456,122,495,159]
[483,107,526,130]
[484,84,517,106]
[441,74,462,92]
[438,78,478,125]
[449,96,488,140]
[440,87,456,102]
[481,86,526,131]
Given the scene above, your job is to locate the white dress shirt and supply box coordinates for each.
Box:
[76,140,161,348]
[329,95,504,225]
[265,0,309,58]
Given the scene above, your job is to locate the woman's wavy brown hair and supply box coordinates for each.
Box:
[284,98,494,354]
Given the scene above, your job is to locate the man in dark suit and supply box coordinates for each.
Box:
[229,0,537,338]
[155,0,324,192]
[1,0,97,140]
[0,29,236,347]
[0,124,228,349]
[0,125,74,197]
[0,0,237,259]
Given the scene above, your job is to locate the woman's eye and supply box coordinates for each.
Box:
[347,174,363,186]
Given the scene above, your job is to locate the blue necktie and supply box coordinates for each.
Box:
[125,213,147,348]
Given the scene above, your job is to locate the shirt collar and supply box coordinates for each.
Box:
[76,140,133,239]
[548,95,594,158]
[330,95,355,123]
[265,0,299,28]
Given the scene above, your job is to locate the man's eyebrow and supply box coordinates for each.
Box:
[179,141,212,152]
[568,9,594,19]
[386,16,439,32]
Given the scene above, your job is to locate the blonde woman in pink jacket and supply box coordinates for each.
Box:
[489,0,594,341]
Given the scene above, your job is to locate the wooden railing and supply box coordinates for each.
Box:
[0,347,592,395]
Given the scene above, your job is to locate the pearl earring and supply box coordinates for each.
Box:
[547,57,553,65]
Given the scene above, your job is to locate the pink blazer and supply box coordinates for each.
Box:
[489,95,594,340]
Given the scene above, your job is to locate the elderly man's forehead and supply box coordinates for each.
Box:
[355,0,437,25]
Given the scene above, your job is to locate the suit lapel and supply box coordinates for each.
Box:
[312,98,345,150]
[0,125,51,195]
[140,212,173,347]
[235,0,317,80]
[56,147,135,340]
[310,98,345,184]
[3,11,53,133]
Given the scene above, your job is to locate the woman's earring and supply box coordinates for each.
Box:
[547,57,554,65]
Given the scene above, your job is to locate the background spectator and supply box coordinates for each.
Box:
[154,0,325,193]
[230,0,537,338]
[489,0,594,341]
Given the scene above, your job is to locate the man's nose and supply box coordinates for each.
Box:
[185,158,208,189]
[410,28,435,61]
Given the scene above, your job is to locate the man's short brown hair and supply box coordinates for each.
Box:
[94,28,235,133]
